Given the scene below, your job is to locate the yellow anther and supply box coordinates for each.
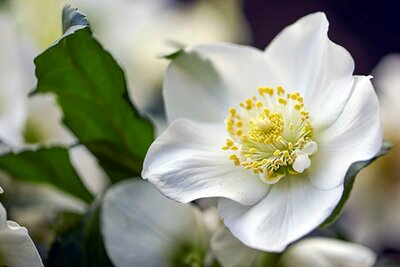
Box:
[236,121,243,127]
[273,150,281,157]
[278,98,287,105]
[249,148,258,153]
[294,104,301,110]
[266,87,274,95]
[277,86,285,95]
[226,139,234,146]
[231,146,238,151]
[256,101,263,108]
[229,107,237,116]
[288,142,293,150]
[245,98,253,109]
[236,130,243,136]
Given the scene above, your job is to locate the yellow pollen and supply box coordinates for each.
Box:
[277,86,285,95]
[223,85,316,183]
[278,98,287,105]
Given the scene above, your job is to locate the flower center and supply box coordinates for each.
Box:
[222,86,317,184]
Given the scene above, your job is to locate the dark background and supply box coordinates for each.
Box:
[243,0,400,74]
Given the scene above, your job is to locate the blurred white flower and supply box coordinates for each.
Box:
[0,12,33,148]
[373,54,400,135]
[143,12,382,251]
[211,227,376,267]
[72,0,249,117]
[211,226,259,267]
[344,54,400,249]
[101,179,214,267]
[280,238,376,267]
[8,0,250,134]
[0,198,43,267]
[0,11,108,198]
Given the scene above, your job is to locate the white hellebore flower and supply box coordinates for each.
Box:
[0,200,43,267]
[211,227,376,267]
[143,12,382,251]
[101,180,212,267]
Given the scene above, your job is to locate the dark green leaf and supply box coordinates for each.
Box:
[255,252,281,267]
[161,48,184,60]
[84,201,113,267]
[46,213,85,267]
[0,147,93,203]
[321,140,393,227]
[47,202,113,267]
[34,6,154,183]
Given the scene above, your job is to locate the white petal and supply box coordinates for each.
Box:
[101,179,208,267]
[142,119,271,205]
[69,145,109,195]
[0,87,27,147]
[0,203,43,267]
[211,226,260,267]
[309,76,382,189]
[218,175,343,252]
[292,153,311,173]
[280,238,376,267]
[263,12,355,130]
[164,43,269,123]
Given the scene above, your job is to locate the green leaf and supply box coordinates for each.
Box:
[46,213,85,267]
[84,202,114,267]
[34,6,154,183]
[255,252,281,267]
[47,203,113,267]
[0,147,93,203]
[159,48,184,60]
[321,140,393,227]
